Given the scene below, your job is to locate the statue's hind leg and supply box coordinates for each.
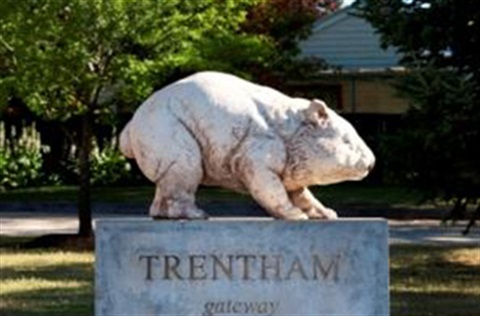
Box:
[148,139,206,219]
[134,122,207,219]
[150,181,207,220]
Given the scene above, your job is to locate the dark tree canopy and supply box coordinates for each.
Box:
[354,0,480,87]
[241,0,343,86]
[243,0,343,54]
[354,0,480,229]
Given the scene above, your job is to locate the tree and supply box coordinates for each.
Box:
[242,0,343,86]
[354,0,480,232]
[354,0,479,84]
[0,0,270,238]
[243,0,342,54]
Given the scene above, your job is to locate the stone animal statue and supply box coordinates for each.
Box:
[120,71,375,220]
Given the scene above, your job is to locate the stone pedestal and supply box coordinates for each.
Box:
[95,219,389,316]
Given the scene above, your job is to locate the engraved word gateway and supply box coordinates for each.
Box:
[138,252,342,282]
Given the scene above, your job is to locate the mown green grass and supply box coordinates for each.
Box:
[0,183,423,207]
[0,237,478,316]
[390,245,480,316]
[0,186,153,204]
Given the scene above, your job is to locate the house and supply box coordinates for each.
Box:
[291,6,412,182]
[293,6,409,115]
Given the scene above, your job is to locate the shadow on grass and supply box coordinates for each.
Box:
[0,236,35,248]
[392,291,480,316]
[23,234,95,251]
[1,284,93,316]
[1,261,93,283]
[390,245,480,316]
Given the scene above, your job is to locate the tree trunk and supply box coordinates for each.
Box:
[78,112,93,237]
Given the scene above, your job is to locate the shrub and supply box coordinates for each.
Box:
[90,146,136,186]
[0,140,43,190]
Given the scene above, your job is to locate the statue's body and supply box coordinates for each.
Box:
[120,72,375,220]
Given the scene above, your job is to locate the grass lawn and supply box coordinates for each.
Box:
[0,183,424,208]
[0,238,93,316]
[390,245,480,316]
[1,237,479,316]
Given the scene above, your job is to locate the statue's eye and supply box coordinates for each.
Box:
[342,136,351,145]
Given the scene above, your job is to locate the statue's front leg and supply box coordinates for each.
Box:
[289,187,338,219]
[240,161,308,220]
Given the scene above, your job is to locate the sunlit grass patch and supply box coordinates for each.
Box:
[0,250,93,269]
[444,248,480,267]
[1,277,88,295]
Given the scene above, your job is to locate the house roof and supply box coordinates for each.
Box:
[299,6,402,71]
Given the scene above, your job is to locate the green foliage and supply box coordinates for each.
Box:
[0,0,271,233]
[0,141,144,190]
[0,0,344,198]
[0,0,268,118]
[90,146,135,186]
[0,144,42,190]
[185,34,276,80]
[243,0,342,54]
[0,126,45,190]
[240,0,342,84]
[0,125,64,190]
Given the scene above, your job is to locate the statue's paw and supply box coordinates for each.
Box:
[151,209,208,220]
[306,207,338,220]
[182,208,209,220]
[323,208,338,219]
[150,200,208,220]
[282,207,309,220]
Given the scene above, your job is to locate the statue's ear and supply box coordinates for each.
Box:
[304,99,329,125]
